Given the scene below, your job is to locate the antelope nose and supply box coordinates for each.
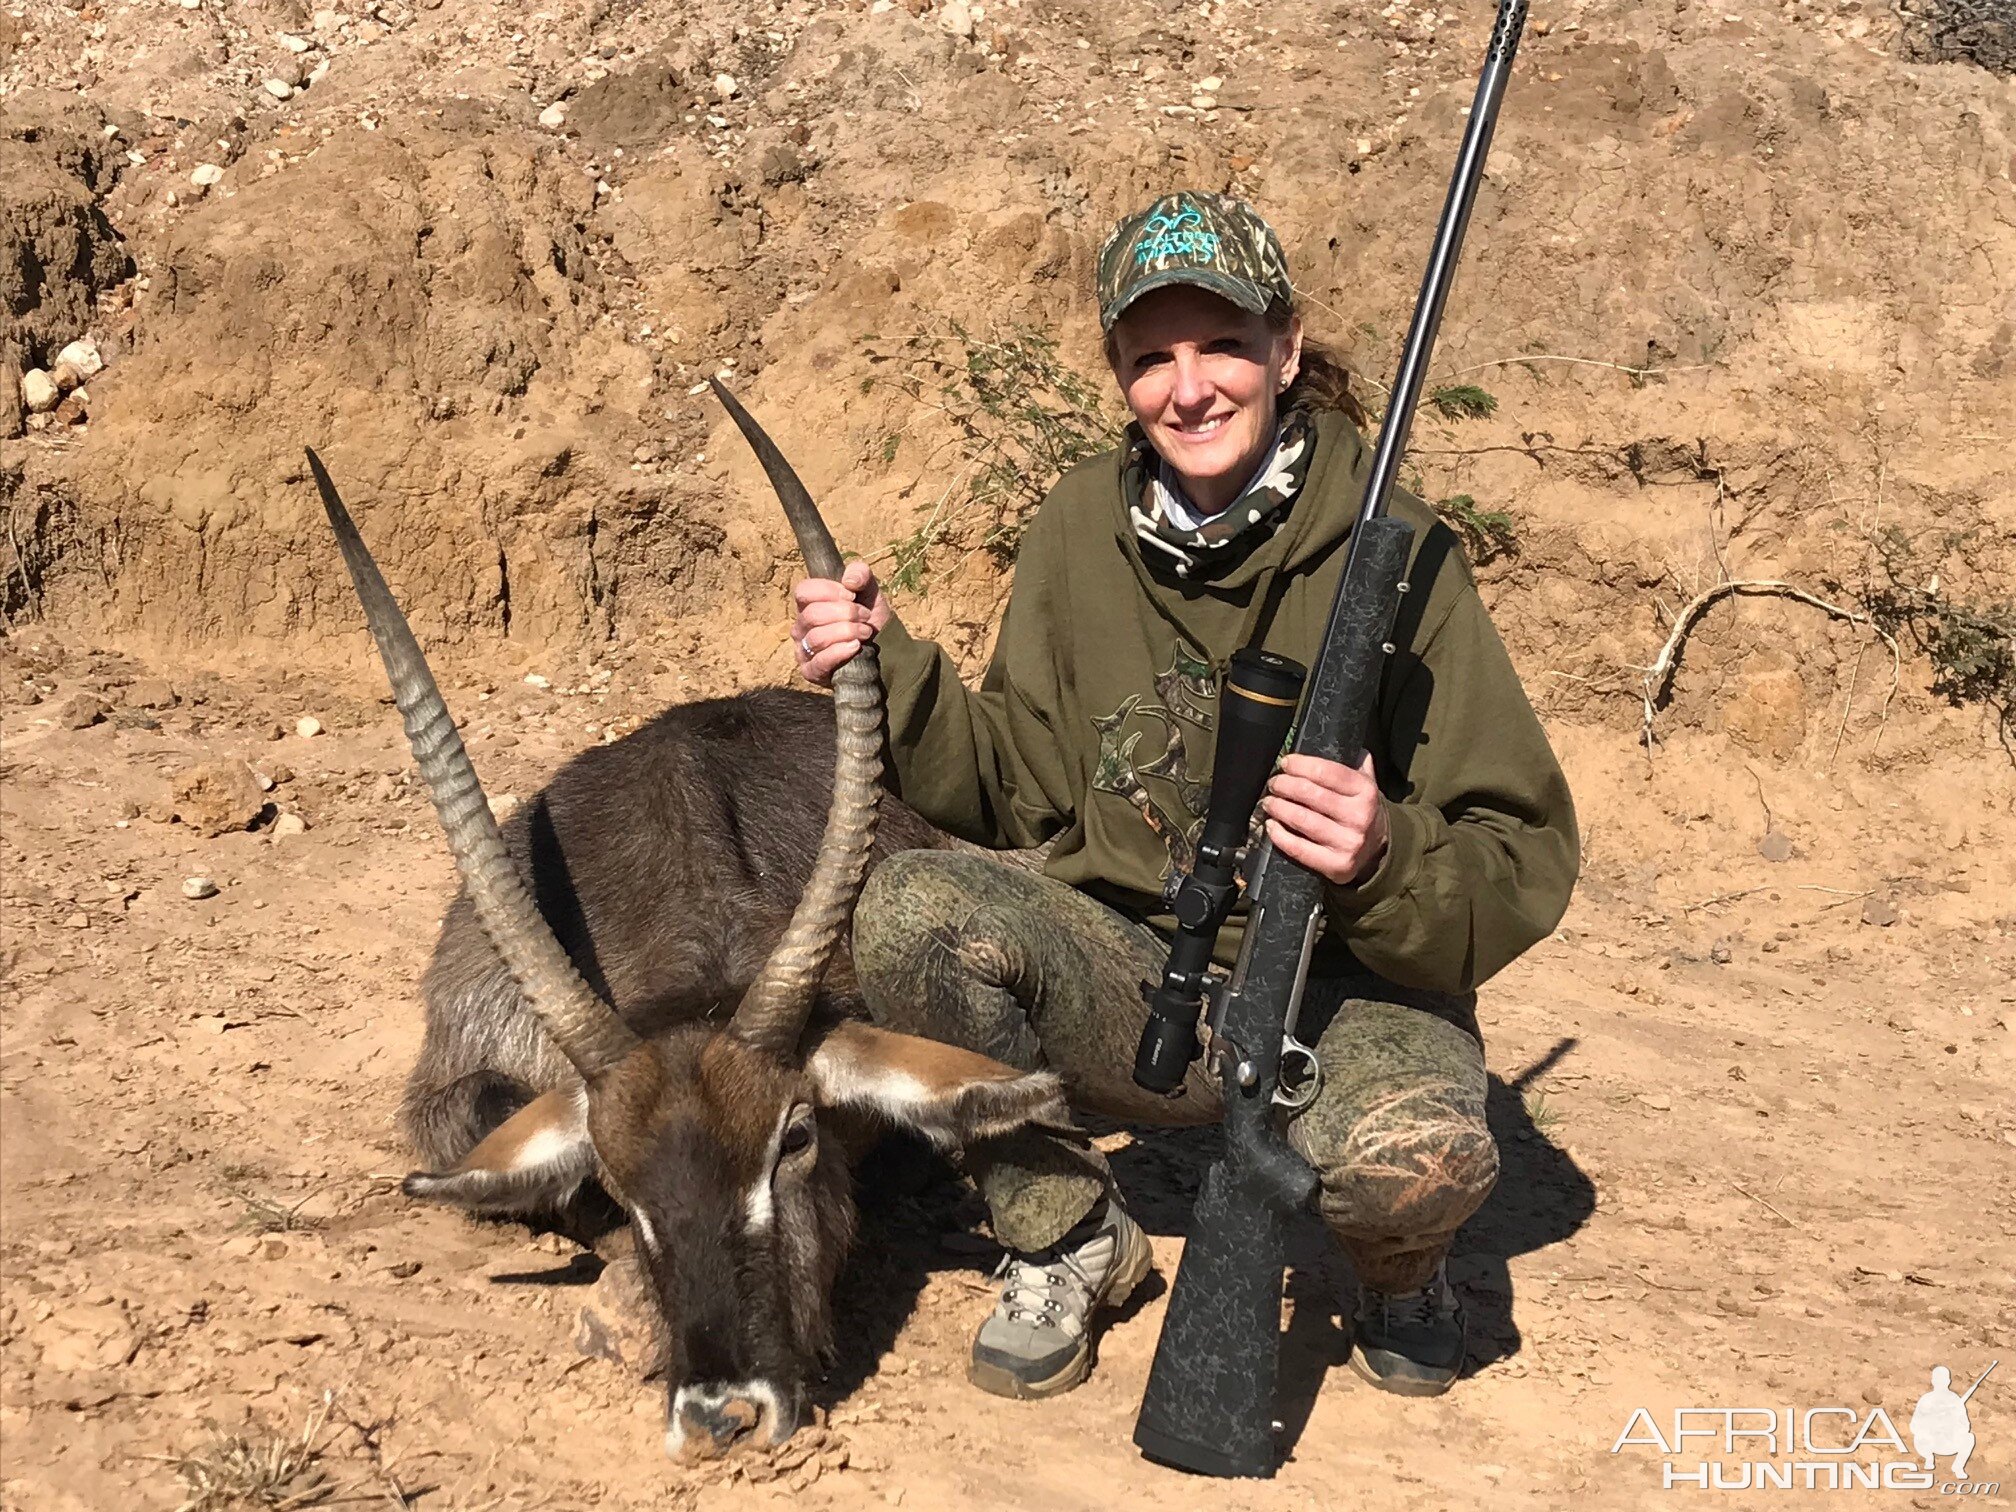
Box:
[676,1395,763,1459]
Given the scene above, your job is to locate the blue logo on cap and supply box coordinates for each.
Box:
[1133,205,1220,268]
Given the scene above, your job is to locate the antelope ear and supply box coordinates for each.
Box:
[805,1021,1071,1149]
[402,1086,595,1212]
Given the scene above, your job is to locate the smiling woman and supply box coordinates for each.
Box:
[788,190,1580,1409]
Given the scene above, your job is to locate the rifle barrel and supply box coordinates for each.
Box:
[1352,0,1528,533]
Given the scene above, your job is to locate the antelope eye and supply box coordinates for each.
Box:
[779,1117,815,1158]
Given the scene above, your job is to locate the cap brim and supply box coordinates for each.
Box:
[1101,267,1272,331]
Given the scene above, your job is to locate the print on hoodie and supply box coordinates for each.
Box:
[1090,644,1218,895]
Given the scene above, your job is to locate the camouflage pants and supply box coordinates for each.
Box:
[852,850,1499,1294]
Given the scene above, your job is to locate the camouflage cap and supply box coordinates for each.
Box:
[1095,192,1295,333]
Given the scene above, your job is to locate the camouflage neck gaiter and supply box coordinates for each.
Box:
[1125,407,1316,580]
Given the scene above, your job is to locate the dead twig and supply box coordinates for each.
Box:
[1638,580,1901,749]
[1830,447,1889,768]
[1435,353,1716,385]
[1731,1181,1801,1229]
[1683,886,1770,913]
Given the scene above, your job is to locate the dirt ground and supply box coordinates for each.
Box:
[3,0,2015,1503]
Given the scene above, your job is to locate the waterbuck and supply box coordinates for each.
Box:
[306,386,1070,1459]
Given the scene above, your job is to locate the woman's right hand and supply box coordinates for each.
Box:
[791,560,890,688]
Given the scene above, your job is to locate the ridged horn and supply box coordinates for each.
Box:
[709,380,884,1056]
[305,448,641,1078]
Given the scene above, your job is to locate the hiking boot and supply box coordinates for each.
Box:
[968,1197,1152,1400]
[1349,1260,1467,1396]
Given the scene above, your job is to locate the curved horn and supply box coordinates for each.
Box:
[305,448,641,1077]
[709,381,884,1056]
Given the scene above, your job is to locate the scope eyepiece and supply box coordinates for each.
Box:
[1132,994,1202,1094]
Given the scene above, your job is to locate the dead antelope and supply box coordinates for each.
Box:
[306,386,1069,1458]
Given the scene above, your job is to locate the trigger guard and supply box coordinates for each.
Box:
[1272,1037,1322,1112]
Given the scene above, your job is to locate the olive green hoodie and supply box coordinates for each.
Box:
[872,407,1579,993]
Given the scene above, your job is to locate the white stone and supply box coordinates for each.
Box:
[538,101,568,128]
[263,78,294,99]
[181,876,219,900]
[1197,74,1223,90]
[273,813,308,836]
[21,369,59,414]
[939,0,975,35]
[190,163,224,187]
[713,72,738,98]
[54,338,102,379]
[277,30,312,50]
[523,673,550,689]
[294,716,323,738]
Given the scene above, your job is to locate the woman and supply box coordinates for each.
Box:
[790,192,1578,1403]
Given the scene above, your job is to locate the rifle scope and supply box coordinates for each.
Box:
[1131,647,1307,1094]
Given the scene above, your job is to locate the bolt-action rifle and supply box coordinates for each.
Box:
[1127,0,1534,1478]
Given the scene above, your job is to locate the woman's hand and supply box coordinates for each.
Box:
[1261,752,1389,887]
[791,560,890,688]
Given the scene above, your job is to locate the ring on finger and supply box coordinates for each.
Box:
[798,635,814,659]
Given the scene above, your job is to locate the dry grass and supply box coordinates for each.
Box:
[167,1396,337,1512]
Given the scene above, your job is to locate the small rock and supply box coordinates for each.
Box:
[1757,830,1793,862]
[54,339,102,380]
[487,793,520,821]
[171,759,267,836]
[253,769,275,791]
[61,911,90,929]
[263,78,295,99]
[190,163,224,187]
[759,142,805,185]
[1709,939,1732,964]
[294,716,323,738]
[273,813,308,837]
[181,876,220,900]
[938,0,974,35]
[34,1304,136,1373]
[277,30,313,50]
[53,390,88,426]
[22,369,59,414]
[573,1257,660,1374]
[538,101,568,129]
[387,1260,421,1278]
[124,676,176,708]
[1861,896,1898,928]
[58,694,107,729]
[266,763,295,784]
[713,72,739,98]
[1639,1092,1673,1111]
[523,673,550,689]
[1197,74,1223,90]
